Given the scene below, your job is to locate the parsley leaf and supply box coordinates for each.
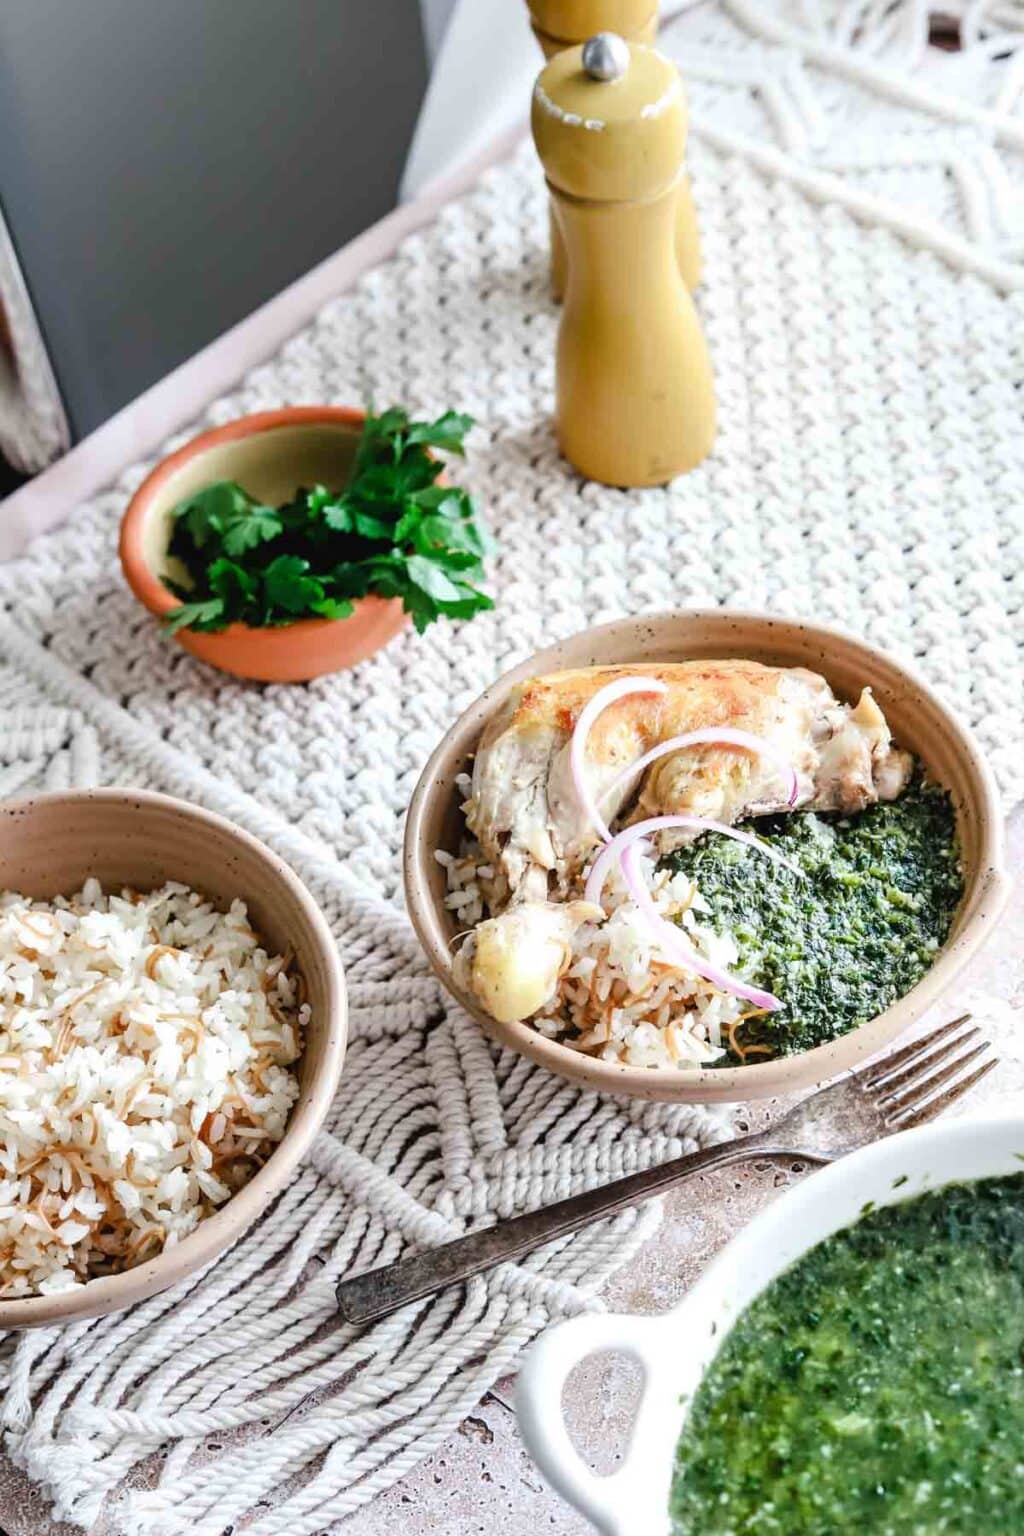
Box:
[162,406,492,641]
[208,558,257,604]
[320,496,356,534]
[405,555,466,603]
[170,481,282,556]
[221,507,283,556]
[262,556,324,615]
[310,596,356,621]
[405,411,474,454]
[164,597,226,633]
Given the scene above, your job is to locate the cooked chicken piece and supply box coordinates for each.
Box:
[455,900,601,1025]
[467,661,911,903]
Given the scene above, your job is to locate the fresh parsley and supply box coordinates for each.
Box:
[163,407,493,637]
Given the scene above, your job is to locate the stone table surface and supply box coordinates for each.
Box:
[1,810,1020,1536]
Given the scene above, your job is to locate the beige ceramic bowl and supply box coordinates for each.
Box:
[0,789,347,1329]
[405,612,1010,1103]
[119,406,408,683]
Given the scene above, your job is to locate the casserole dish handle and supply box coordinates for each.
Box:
[516,1311,668,1536]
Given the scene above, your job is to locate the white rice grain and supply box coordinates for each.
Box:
[0,882,305,1297]
[445,841,754,1070]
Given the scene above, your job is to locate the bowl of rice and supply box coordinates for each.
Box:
[0,789,346,1327]
[404,611,1007,1103]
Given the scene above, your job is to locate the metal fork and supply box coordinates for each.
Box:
[336,1015,996,1326]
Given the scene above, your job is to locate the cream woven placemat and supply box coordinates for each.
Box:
[0,9,1023,1530]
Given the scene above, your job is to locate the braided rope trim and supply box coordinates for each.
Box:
[670,0,1024,276]
[724,0,1024,142]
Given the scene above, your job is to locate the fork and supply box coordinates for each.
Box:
[335,1015,996,1326]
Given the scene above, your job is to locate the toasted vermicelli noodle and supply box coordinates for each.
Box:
[0,880,305,1297]
[439,838,755,1069]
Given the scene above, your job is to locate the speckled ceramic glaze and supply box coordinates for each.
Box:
[119,407,408,683]
[405,611,1009,1103]
[0,789,347,1329]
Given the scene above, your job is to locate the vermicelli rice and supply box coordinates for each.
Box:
[439,839,750,1069]
[0,880,304,1297]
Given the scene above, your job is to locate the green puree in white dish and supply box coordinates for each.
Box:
[670,1176,1024,1534]
[663,774,963,1063]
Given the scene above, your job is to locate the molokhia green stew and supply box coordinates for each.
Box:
[664,775,963,1062]
[671,1175,1024,1534]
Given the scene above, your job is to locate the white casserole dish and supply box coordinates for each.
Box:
[516,1114,1024,1535]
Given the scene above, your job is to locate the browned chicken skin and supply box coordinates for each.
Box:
[467,660,912,905]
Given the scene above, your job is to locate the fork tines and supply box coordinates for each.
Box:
[858,1013,998,1130]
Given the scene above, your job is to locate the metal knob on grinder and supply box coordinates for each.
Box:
[581,30,630,79]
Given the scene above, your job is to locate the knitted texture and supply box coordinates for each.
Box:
[0,5,1023,1528]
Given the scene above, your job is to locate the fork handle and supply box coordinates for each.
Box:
[335,1134,827,1326]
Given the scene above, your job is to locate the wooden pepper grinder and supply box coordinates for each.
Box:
[526,0,702,297]
[532,32,716,486]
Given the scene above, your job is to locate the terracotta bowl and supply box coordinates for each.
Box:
[0,789,347,1329]
[119,406,408,683]
[405,611,1010,1104]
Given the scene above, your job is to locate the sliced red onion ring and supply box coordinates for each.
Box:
[584,813,803,907]
[619,843,782,1013]
[601,727,799,812]
[569,675,669,844]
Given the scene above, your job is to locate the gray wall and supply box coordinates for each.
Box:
[0,0,429,438]
[419,0,457,60]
